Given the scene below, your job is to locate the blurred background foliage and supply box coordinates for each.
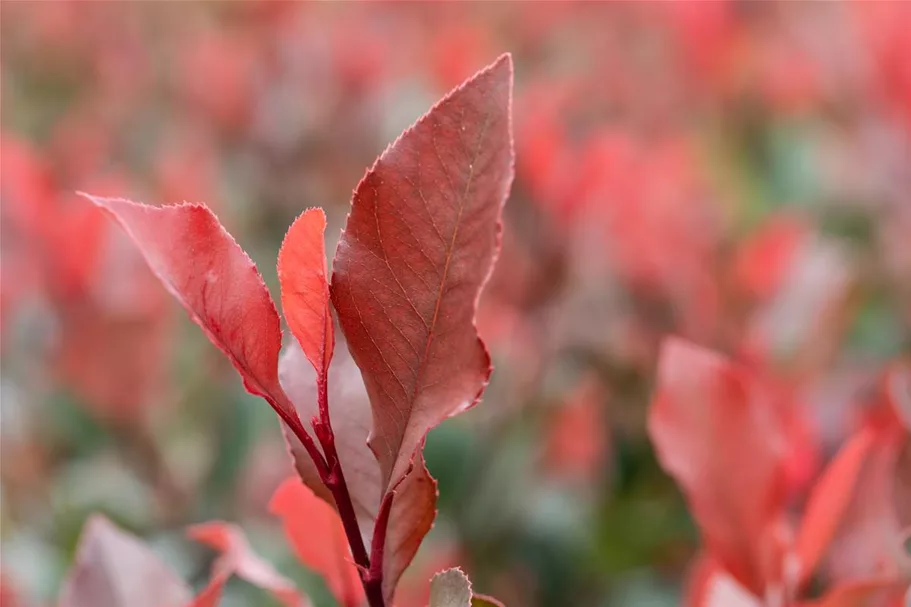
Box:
[1,2,909,606]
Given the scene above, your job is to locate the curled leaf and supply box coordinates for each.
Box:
[187,521,308,607]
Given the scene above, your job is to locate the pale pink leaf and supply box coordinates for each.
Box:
[58,515,192,607]
[279,342,438,604]
[278,339,379,543]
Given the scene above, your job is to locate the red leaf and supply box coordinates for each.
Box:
[647,337,788,594]
[81,195,302,429]
[543,374,608,483]
[187,522,307,607]
[330,54,514,490]
[58,515,192,607]
[795,426,876,587]
[732,214,807,302]
[823,411,910,583]
[684,554,723,607]
[269,477,364,607]
[0,573,20,607]
[278,208,334,378]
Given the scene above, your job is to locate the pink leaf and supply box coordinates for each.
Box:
[647,337,788,594]
[81,195,302,430]
[330,53,514,490]
[187,522,308,607]
[59,515,192,607]
[279,341,438,605]
[278,339,379,543]
[795,426,876,587]
[269,477,364,607]
[278,208,334,378]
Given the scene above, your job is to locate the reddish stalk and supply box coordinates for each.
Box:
[368,492,395,586]
[305,377,387,607]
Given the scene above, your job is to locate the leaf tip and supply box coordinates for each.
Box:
[489,52,513,77]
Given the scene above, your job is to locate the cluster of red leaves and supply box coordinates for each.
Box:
[4,3,911,605]
[650,338,910,607]
[0,137,172,424]
[60,56,514,607]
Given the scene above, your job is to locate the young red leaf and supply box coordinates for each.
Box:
[269,477,364,607]
[81,195,302,431]
[330,54,514,490]
[278,208,334,378]
[58,515,192,607]
[187,522,307,607]
[795,426,876,587]
[647,337,788,594]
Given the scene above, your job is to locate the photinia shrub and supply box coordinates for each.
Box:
[649,338,910,607]
[64,54,514,607]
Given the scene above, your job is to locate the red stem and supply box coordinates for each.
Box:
[368,492,394,584]
[271,401,328,480]
[311,377,387,607]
